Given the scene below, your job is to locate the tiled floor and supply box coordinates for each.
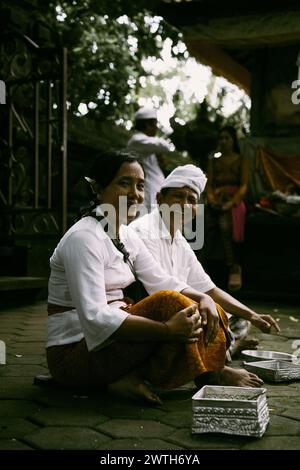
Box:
[0,300,299,450]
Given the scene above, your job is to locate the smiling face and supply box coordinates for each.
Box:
[100,161,144,224]
[157,186,199,233]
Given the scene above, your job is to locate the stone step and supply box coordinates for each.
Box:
[0,276,48,292]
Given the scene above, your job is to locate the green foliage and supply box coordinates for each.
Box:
[7,0,249,148]
[37,0,184,121]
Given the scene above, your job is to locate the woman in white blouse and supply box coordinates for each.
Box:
[46,151,263,404]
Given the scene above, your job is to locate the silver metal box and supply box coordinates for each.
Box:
[244,360,300,382]
[192,385,269,438]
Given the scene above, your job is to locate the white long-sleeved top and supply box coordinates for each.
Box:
[127,131,172,210]
[47,212,188,351]
[130,209,215,294]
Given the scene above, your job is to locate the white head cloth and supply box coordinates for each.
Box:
[135,107,157,120]
[160,164,207,198]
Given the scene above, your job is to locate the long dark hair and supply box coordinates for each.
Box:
[219,125,240,154]
[78,150,144,219]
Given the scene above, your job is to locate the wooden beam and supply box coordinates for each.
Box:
[182,11,300,47]
[186,41,251,94]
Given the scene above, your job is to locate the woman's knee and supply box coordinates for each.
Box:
[132,290,195,321]
[148,289,195,307]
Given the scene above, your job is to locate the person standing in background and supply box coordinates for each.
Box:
[206,126,248,292]
[127,107,173,211]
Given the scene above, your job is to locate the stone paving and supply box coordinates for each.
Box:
[0,300,299,450]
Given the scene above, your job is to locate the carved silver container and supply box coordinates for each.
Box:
[192,385,269,438]
[244,360,300,382]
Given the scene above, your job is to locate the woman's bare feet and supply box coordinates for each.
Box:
[108,373,162,405]
[195,366,263,388]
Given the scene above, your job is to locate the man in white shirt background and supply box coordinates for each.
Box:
[127,107,173,212]
[131,164,280,357]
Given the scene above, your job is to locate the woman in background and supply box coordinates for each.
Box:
[207,126,248,292]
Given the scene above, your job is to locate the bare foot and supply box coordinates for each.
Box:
[195,366,263,389]
[218,366,263,387]
[237,337,259,350]
[108,373,162,405]
[228,264,242,292]
[231,337,259,356]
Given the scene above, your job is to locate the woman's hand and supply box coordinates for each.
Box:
[198,294,220,345]
[250,313,281,334]
[165,305,202,343]
[222,200,234,211]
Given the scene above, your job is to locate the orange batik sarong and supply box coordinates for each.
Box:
[47,290,229,390]
[127,290,229,389]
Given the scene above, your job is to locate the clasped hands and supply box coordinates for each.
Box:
[165,295,220,345]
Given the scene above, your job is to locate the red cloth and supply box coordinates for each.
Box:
[231,200,247,243]
[224,186,247,243]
